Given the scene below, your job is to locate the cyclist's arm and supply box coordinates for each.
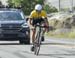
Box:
[45,17,49,26]
[43,17,49,27]
[29,18,32,25]
[42,11,49,27]
[28,18,34,28]
[28,11,34,26]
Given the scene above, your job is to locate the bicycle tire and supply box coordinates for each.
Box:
[34,24,44,55]
[34,30,41,55]
[34,44,40,55]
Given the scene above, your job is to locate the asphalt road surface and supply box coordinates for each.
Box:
[0,38,75,58]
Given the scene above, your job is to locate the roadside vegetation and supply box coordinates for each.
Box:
[47,13,75,39]
[7,0,75,39]
[46,29,75,39]
[7,0,58,15]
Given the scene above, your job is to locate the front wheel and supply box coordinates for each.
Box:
[34,44,40,55]
[34,31,41,55]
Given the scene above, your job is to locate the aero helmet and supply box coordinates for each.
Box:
[35,4,42,11]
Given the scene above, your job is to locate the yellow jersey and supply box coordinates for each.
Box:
[29,10,47,19]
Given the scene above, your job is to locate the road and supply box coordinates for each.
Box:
[0,38,75,58]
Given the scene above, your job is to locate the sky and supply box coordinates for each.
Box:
[45,0,75,10]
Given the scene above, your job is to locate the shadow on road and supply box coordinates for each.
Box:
[39,53,75,57]
[21,50,75,58]
[42,43,69,45]
[0,42,74,45]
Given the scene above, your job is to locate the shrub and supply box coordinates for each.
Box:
[43,4,58,14]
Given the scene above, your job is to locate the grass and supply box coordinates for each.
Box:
[46,30,75,39]
[47,15,75,39]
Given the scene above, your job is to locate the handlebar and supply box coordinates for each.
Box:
[35,24,49,28]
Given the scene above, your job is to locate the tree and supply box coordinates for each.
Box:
[0,1,2,5]
[7,0,58,15]
[8,0,44,15]
[21,0,44,15]
[44,4,58,14]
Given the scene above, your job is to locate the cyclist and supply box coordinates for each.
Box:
[28,4,49,51]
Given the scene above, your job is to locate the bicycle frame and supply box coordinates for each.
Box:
[34,23,44,55]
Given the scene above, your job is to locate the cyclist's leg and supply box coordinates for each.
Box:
[41,20,49,41]
[32,29,36,44]
[41,27,45,41]
[40,21,46,41]
[38,18,45,41]
[30,28,36,51]
[30,25,36,43]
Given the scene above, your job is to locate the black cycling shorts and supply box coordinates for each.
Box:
[32,18,45,26]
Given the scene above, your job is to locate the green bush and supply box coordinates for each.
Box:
[8,0,44,15]
[8,0,58,15]
[43,4,58,14]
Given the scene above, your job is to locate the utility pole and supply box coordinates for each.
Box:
[59,0,60,11]
[71,0,73,12]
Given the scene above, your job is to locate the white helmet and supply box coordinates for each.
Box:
[35,4,42,11]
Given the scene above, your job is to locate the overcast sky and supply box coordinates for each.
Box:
[46,0,75,10]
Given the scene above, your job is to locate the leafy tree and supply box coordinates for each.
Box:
[8,0,44,15]
[0,1,2,5]
[43,4,58,14]
[21,0,44,15]
[8,0,22,7]
[7,0,58,15]
[8,0,13,7]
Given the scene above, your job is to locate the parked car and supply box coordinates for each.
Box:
[0,8,30,44]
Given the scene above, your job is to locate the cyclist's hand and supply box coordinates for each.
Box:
[42,16,45,19]
[31,25,35,29]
